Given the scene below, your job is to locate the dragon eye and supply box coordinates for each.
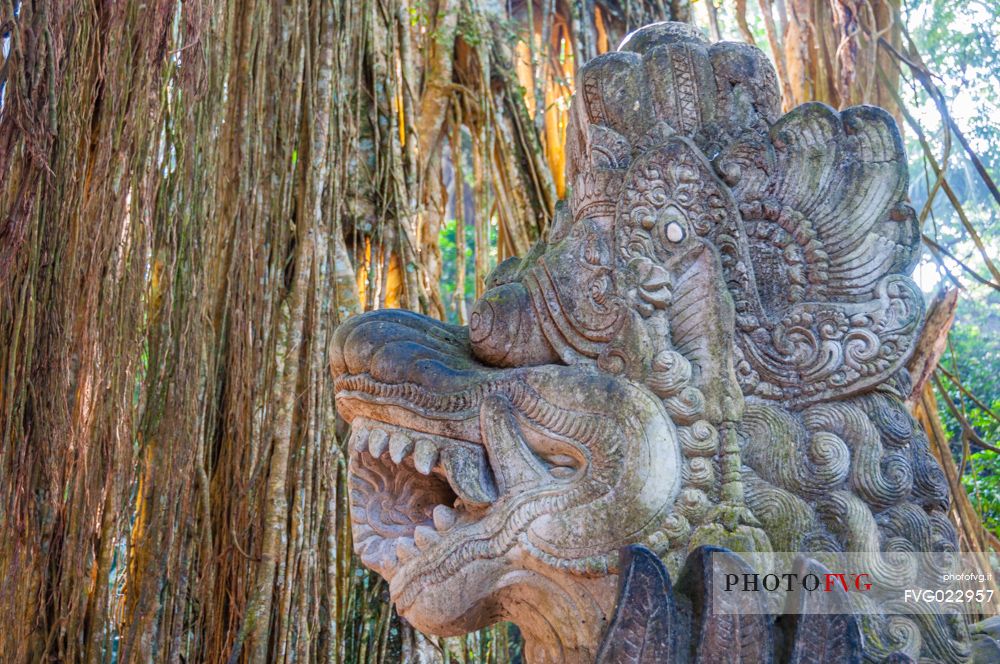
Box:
[665,221,685,243]
[654,205,688,246]
[540,453,581,479]
[521,426,586,479]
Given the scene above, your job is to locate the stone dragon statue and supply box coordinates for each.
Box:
[331,22,987,664]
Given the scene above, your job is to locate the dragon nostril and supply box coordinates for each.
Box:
[469,283,560,367]
[469,301,494,343]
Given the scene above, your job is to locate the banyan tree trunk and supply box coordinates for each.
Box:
[12,2,986,663]
[0,0,644,662]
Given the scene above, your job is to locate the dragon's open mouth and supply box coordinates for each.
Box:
[348,417,499,582]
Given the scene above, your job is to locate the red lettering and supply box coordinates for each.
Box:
[824,573,848,592]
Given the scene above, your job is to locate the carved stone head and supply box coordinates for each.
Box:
[333,22,963,663]
[332,311,683,659]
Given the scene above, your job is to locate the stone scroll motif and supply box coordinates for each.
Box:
[331,22,975,663]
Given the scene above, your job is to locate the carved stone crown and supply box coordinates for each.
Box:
[558,20,923,409]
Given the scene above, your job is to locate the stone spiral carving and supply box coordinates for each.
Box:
[330,21,975,663]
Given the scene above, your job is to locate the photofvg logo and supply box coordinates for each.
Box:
[708,551,1000,616]
[724,569,872,593]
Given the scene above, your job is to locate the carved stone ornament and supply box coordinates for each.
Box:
[331,22,976,663]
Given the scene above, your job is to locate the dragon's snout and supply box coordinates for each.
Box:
[331,309,480,396]
[468,282,560,367]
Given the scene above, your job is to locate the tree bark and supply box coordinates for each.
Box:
[906,287,959,411]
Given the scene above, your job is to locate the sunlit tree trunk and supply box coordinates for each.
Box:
[746,0,901,117]
[0,2,548,663]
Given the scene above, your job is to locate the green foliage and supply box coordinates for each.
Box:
[936,310,1000,535]
[939,307,1000,441]
[963,451,1000,536]
[903,0,1000,536]
[439,213,499,325]
[905,0,1000,261]
[902,0,1000,256]
[907,0,1000,171]
[439,216,474,324]
[439,130,499,326]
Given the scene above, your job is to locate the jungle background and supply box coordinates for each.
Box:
[1,0,998,661]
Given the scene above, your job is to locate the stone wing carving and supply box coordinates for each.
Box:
[724,104,923,406]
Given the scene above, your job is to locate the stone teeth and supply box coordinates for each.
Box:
[351,424,370,453]
[396,537,419,563]
[413,439,438,475]
[368,428,389,457]
[389,433,414,464]
[413,525,440,550]
[432,505,456,531]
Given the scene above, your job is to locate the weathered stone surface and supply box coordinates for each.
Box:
[675,546,774,664]
[333,310,675,662]
[331,21,970,664]
[596,546,680,664]
[782,556,863,664]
